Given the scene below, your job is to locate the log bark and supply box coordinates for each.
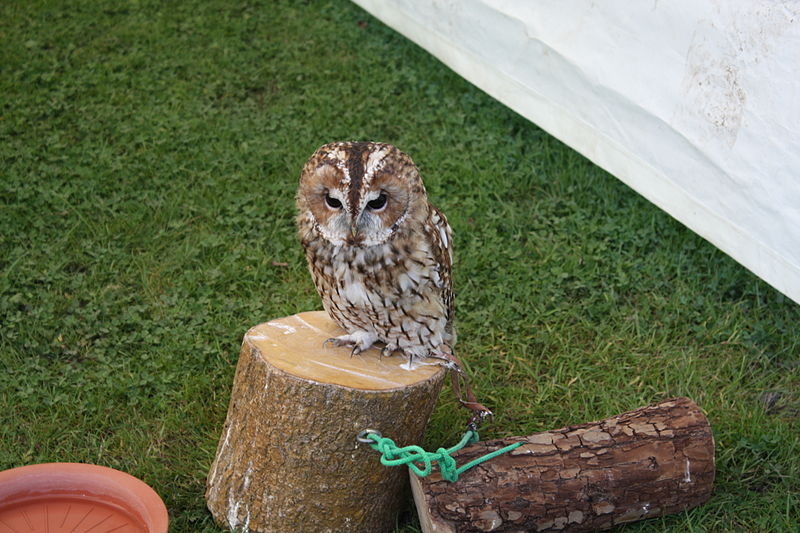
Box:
[411,397,714,533]
[206,311,447,533]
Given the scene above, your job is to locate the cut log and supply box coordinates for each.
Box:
[411,397,714,533]
[206,311,447,533]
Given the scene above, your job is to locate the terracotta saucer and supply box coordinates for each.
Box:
[0,463,168,533]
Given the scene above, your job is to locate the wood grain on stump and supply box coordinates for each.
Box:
[412,397,714,533]
[206,311,447,533]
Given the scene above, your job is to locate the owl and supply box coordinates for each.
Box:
[296,141,454,361]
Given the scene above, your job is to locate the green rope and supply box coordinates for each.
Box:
[363,430,523,482]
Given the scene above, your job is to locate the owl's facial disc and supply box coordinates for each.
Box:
[298,142,425,247]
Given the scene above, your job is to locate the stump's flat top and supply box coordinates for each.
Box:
[246,311,444,390]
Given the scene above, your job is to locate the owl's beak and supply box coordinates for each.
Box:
[350,223,358,238]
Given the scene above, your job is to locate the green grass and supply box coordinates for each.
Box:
[1,1,798,531]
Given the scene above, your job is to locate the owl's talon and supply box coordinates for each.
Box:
[380,345,398,359]
[323,332,377,355]
[323,337,352,350]
[323,337,347,349]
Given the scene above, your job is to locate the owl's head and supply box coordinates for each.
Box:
[297,141,428,246]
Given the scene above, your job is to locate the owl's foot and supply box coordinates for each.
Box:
[323,331,378,357]
[380,344,399,359]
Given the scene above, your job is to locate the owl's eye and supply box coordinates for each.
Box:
[325,194,342,209]
[367,194,387,211]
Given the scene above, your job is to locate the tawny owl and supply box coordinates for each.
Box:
[296,141,454,361]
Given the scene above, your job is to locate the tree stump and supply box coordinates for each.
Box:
[411,397,714,532]
[206,311,447,533]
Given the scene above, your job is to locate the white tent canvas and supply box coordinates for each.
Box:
[353,0,800,305]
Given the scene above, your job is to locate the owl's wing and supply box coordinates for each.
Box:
[429,205,455,335]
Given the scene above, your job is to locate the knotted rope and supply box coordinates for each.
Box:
[358,429,522,483]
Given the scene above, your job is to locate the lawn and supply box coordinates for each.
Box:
[1,1,798,531]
